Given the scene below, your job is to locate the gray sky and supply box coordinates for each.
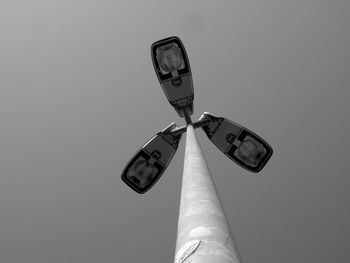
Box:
[1,0,350,262]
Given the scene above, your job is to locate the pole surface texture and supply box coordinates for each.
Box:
[174,125,242,263]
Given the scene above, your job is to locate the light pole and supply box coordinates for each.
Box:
[175,125,242,263]
[121,36,273,262]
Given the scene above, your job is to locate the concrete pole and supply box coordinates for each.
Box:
[174,125,242,263]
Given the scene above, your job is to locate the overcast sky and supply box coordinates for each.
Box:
[1,1,350,262]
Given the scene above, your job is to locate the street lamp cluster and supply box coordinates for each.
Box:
[121,36,273,194]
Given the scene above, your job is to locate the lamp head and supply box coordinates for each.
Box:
[121,123,182,194]
[151,36,194,118]
[199,112,273,173]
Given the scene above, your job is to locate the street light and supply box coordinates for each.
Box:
[121,36,274,263]
[121,122,182,194]
[151,36,194,118]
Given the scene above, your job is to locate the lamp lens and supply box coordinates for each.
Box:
[156,43,184,74]
[126,156,159,189]
[234,136,266,167]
